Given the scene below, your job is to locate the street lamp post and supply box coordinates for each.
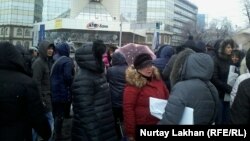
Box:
[119,14,124,47]
[119,21,122,47]
[133,32,135,43]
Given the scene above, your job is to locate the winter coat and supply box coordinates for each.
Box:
[230,73,250,106]
[106,52,127,108]
[123,66,169,138]
[211,44,233,99]
[32,40,54,112]
[0,42,51,141]
[72,43,117,141]
[102,53,110,68]
[153,45,174,73]
[230,78,250,124]
[162,54,177,90]
[240,57,249,74]
[50,43,74,103]
[15,44,33,76]
[159,49,220,125]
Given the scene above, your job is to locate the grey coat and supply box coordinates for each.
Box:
[159,49,220,124]
[32,40,54,112]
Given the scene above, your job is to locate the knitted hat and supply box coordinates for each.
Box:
[133,53,152,69]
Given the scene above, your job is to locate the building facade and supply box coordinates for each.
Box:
[0,0,42,49]
[42,0,70,21]
[35,0,145,48]
[173,0,198,46]
[135,0,174,46]
[135,0,197,46]
[120,0,137,22]
[197,14,206,32]
[35,0,197,47]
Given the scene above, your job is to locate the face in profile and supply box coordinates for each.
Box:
[47,47,54,57]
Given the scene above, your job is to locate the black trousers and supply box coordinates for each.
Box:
[52,102,72,140]
[113,107,124,140]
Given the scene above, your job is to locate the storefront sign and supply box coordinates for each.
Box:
[55,19,62,29]
[86,22,108,29]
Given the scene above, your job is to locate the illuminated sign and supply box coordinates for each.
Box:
[86,22,108,29]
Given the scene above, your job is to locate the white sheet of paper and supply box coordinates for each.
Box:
[149,97,193,125]
[227,65,239,87]
[179,107,193,125]
[149,97,168,119]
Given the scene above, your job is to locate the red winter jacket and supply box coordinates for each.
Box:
[123,66,169,138]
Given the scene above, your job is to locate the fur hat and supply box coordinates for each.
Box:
[134,53,152,70]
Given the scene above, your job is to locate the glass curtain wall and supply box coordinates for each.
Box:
[0,0,35,25]
[43,0,70,21]
[76,1,113,21]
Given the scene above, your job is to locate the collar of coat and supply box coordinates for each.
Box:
[125,65,161,88]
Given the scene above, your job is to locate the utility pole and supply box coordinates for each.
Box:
[119,14,122,47]
[133,32,135,43]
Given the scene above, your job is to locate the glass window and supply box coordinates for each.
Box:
[25,29,30,36]
[0,28,4,35]
[76,2,113,21]
[16,28,23,36]
[146,34,153,43]
[24,41,29,49]
[16,41,22,46]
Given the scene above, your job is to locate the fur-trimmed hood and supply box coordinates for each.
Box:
[170,48,214,87]
[125,65,161,88]
[170,48,194,87]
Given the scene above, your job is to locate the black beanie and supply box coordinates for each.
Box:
[134,53,152,69]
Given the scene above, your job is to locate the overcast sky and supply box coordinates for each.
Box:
[189,0,247,29]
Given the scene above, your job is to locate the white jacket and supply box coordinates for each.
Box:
[230,73,250,107]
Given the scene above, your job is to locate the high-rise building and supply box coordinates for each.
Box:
[136,0,174,45]
[173,0,198,46]
[197,14,206,32]
[120,0,137,22]
[43,0,70,21]
[34,0,197,47]
[135,0,197,46]
[0,0,43,48]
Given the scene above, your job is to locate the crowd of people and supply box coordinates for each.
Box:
[0,35,249,141]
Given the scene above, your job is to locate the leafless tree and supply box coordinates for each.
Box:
[242,0,250,25]
[181,18,235,43]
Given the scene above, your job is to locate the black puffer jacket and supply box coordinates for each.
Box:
[106,52,128,108]
[0,42,51,141]
[159,49,220,124]
[72,43,117,141]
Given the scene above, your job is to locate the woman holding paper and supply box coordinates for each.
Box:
[211,39,236,124]
[159,48,220,125]
[123,53,169,141]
